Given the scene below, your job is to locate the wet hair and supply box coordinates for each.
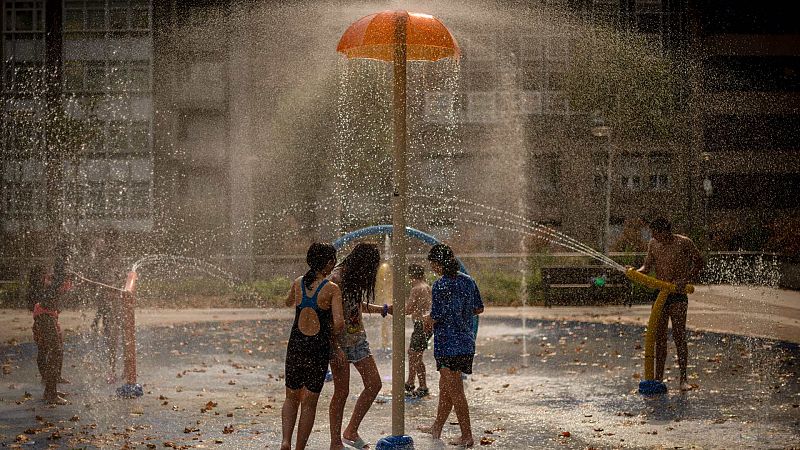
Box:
[408,264,425,280]
[26,265,46,312]
[303,243,337,289]
[427,244,459,277]
[649,217,672,233]
[339,242,381,306]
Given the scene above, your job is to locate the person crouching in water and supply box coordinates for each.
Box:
[30,241,73,405]
[420,244,484,447]
[404,263,433,398]
[282,243,344,450]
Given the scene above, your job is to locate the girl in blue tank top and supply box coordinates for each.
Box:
[281,243,343,450]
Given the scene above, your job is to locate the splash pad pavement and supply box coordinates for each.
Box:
[1,294,798,449]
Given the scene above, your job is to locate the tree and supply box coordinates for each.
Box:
[564,27,685,141]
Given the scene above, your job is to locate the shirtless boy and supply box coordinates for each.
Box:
[404,264,433,398]
[637,217,704,390]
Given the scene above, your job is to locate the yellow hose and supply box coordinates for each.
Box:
[625,268,694,380]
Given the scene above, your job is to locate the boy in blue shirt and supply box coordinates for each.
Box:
[419,244,484,447]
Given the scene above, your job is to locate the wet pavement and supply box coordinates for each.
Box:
[1,313,798,449]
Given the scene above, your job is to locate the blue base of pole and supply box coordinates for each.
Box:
[116,383,144,398]
[376,435,414,450]
[638,380,667,396]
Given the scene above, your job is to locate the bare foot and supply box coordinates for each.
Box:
[44,395,68,405]
[417,425,441,439]
[680,381,697,391]
[448,436,474,447]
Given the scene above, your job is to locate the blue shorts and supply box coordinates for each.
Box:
[340,334,372,363]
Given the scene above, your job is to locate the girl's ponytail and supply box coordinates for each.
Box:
[303,243,337,289]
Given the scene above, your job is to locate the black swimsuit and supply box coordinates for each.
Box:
[285,280,332,394]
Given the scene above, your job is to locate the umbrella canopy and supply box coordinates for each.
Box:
[337,10,459,62]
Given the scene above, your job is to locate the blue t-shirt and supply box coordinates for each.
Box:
[430,272,484,358]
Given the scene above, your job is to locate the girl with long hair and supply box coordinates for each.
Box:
[328,242,388,450]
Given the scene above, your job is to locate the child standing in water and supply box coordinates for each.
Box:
[30,241,73,405]
[420,244,484,447]
[282,243,344,450]
[404,264,433,398]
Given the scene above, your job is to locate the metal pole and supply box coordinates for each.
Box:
[391,12,409,436]
[603,137,612,255]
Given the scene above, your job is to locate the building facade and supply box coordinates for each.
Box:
[2,0,798,275]
[2,0,153,255]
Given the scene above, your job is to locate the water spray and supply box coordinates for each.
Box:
[67,268,143,398]
[624,268,694,396]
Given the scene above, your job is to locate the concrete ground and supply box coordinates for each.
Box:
[0,285,798,449]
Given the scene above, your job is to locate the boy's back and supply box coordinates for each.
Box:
[408,280,432,321]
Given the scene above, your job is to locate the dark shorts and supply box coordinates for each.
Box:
[409,321,432,353]
[664,293,688,306]
[435,354,474,375]
[285,353,328,394]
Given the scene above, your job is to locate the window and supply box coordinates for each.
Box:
[546,37,571,63]
[704,115,800,152]
[467,92,497,123]
[104,121,150,153]
[66,0,149,33]
[544,91,570,115]
[63,60,151,93]
[64,61,85,91]
[86,8,106,30]
[592,153,609,192]
[65,8,84,31]
[424,92,457,123]
[0,158,44,219]
[464,35,498,62]
[648,155,671,191]
[620,175,642,190]
[618,156,644,191]
[635,0,662,11]
[520,64,543,91]
[518,91,543,115]
[710,174,800,209]
[649,174,670,190]
[77,158,151,218]
[3,2,44,32]
[518,35,544,62]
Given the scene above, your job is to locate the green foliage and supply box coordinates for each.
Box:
[0,282,20,308]
[564,28,684,141]
[473,270,524,306]
[250,276,293,307]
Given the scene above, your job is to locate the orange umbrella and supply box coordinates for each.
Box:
[336,12,459,438]
[337,10,459,61]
